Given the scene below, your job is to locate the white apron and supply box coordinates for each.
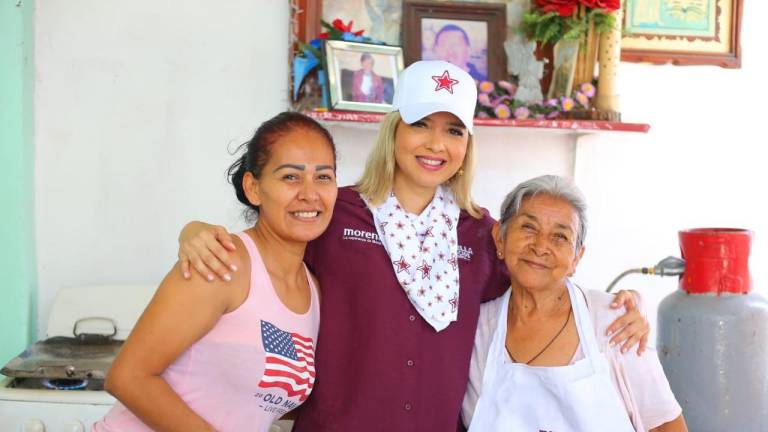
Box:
[468,281,636,432]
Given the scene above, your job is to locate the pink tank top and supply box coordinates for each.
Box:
[94,232,320,432]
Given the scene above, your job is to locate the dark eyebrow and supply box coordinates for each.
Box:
[273,163,335,173]
[273,164,305,173]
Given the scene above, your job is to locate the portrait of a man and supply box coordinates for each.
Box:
[421,18,488,81]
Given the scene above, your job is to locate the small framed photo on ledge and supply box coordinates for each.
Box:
[323,40,405,113]
[402,0,507,81]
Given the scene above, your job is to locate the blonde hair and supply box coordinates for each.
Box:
[356,111,483,218]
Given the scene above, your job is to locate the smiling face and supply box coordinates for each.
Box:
[243,129,337,243]
[434,29,470,71]
[392,111,469,197]
[493,194,585,293]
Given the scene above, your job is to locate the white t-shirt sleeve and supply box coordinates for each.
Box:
[588,289,683,431]
[461,293,504,428]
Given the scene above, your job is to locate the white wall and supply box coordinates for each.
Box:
[572,2,768,337]
[34,1,289,334]
[34,0,767,341]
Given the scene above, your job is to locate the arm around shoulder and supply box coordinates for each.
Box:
[588,290,684,431]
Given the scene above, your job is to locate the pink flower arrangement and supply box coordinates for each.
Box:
[478,81,495,94]
[574,92,590,107]
[478,93,493,107]
[495,104,512,119]
[475,80,597,120]
[498,80,517,94]
[580,82,596,98]
[514,106,530,120]
[561,97,575,112]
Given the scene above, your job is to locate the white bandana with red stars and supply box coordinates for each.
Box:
[366,186,461,332]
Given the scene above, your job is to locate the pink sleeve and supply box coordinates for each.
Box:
[588,290,683,431]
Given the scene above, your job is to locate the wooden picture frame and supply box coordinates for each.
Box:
[402,1,507,81]
[324,40,405,113]
[620,0,743,68]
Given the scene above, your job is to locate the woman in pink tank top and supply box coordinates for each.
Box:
[93,112,338,432]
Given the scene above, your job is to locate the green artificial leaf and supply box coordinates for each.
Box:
[298,42,322,60]
[591,11,616,34]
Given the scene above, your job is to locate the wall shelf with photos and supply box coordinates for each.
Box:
[291,1,650,136]
[305,111,650,135]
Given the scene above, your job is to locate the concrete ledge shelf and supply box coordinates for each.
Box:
[305,111,650,134]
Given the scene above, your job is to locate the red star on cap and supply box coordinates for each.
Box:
[432,70,459,94]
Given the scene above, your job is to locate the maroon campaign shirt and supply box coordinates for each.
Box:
[294,187,508,431]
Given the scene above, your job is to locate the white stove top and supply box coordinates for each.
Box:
[0,284,156,432]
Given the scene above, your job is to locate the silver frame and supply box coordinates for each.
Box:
[323,40,405,113]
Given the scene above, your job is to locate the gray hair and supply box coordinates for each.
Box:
[498,175,588,251]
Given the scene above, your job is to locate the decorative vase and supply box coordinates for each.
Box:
[574,12,600,88]
[547,38,579,99]
[595,2,623,120]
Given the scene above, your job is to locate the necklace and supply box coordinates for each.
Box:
[507,306,572,365]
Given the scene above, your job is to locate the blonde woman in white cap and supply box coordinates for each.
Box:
[173,60,649,431]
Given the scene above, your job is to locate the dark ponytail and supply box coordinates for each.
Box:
[227,111,336,221]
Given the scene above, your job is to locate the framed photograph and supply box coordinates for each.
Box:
[323,40,405,113]
[621,0,743,68]
[402,1,507,81]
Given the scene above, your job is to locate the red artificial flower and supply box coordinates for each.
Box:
[330,18,366,36]
[332,19,353,33]
[535,0,579,17]
[579,0,620,11]
[318,32,329,39]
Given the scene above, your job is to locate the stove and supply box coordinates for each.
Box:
[0,284,297,432]
[0,284,155,431]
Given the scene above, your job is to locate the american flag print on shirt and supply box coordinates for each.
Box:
[258,320,316,401]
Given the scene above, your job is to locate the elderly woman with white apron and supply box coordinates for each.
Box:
[463,175,688,432]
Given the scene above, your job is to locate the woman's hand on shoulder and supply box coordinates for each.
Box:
[178,221,237,282]
[606,289,649,355]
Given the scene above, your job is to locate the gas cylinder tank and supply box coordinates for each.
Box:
[658,228,768,431]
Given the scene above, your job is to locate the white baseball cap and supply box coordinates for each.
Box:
[392,60,478,135]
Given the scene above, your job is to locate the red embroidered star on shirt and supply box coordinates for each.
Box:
[448,255,458,270]
[449,293,459,312]
[432,70,459,94]
[417,261,432,279]
[393,256,411,273]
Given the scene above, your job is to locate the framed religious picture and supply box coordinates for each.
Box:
[621,0,743,68]
[402,1,507,81]
[323,40,405,112]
